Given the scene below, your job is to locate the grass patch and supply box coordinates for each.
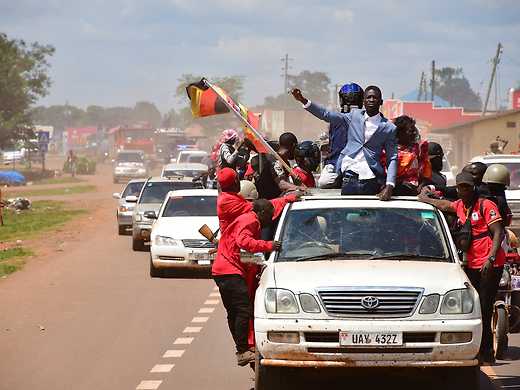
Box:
[6,184,96,198]
[0,247,33,277]
[33,176,84,185]
[0,200,86,242]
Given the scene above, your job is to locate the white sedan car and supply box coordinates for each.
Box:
[254,194,482,389]
[149,189,218,277]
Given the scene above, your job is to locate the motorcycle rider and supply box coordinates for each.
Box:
[318,83,364,188]
[293,141,321,188]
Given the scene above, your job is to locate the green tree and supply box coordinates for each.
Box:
[131,101,162,127]
[263,70,331,109]
[0,32,55,148]
[434,67,482,110]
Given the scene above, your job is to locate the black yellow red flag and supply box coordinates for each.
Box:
[186,80,230,118]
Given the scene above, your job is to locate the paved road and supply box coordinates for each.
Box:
[1,173,519,390]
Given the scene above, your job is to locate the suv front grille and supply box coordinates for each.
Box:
[182,239,215,249]
[317,288,422,318]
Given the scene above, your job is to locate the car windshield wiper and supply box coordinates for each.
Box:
[369,253,448,261]
[294,251,376,262]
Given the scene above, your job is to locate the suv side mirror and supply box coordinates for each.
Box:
[112,192,121,199]
[144,210,158,219]
[125,195,138,203]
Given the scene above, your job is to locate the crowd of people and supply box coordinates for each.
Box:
[206,82,516,368]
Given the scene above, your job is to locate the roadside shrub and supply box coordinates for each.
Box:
[63,156,96,175]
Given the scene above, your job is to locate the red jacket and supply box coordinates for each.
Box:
[212,212,273,277]
[217,191,297,234]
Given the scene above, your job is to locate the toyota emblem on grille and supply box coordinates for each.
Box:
[361,296,380,309]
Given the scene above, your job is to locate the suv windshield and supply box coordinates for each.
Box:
[277,207,450,262]
[117,153,143,163]
[139,181,202,204]
[122,181,145,198]
[162,195,216,217]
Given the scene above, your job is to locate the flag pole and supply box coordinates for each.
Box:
[202,78,297,179]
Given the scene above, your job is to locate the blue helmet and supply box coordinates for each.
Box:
[338,83,364,113]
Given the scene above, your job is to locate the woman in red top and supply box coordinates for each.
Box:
[419,171,505,364]
[383,115,431,195]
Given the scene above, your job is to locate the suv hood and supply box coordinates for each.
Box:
[273,260,466,295]
[152,217,219,239]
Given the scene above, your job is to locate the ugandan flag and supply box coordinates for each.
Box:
[186,79,230,118]
[186,78,268,153]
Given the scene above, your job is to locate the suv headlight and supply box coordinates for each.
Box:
[419,294,440,314]
[441,289,474,314]
[154,236,181,246]
[265,288,299,314]
[299,293,321,313]
[134,214,143,222]
[137,168,146,174]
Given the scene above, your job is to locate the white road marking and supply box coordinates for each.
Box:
[163,349,185,358]
[173,337,194,345]
[150,364,175,373]
[198,307,215,314]
[209,292,220,297]
[204,299,219,305]
[136,380,162,390]
[183,326,202,333]
[191,316,209,323]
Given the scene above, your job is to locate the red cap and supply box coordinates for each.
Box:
[217,168,237,190]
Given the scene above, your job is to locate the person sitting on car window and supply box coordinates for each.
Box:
[381,115,431,196]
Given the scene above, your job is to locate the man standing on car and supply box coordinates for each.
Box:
[292,86,397,200]
[212,199,281,366]
[418,171,505,364]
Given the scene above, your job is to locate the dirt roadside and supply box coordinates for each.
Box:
[1,162,122,278]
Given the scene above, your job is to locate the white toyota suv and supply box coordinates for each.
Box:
[471,154,520,235]
[254,194,482,389]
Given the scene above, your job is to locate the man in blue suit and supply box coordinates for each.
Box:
[292,86,397,200]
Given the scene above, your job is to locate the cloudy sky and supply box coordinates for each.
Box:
[1,0,519,112]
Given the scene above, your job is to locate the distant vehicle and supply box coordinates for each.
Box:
[176,150,208,164]
[112,179,146,235]
[441,155,455,186]
[471,154,520,235]
[1,150,25,165]
[254,193,482,389]
[160,163,208,179]
[131,176,204,251]
[149,189,218,277]
[112,150,149,183]
[109,124,155,155]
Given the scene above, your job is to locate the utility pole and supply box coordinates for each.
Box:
[417,72,426,101]
[483,42,503,116]
[430,60,436,101]
[281,53,293,107]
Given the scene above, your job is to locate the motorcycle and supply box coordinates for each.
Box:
[493,263,520,359]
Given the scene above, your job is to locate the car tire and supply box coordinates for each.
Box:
[149,256,163,278]
[132,237,146,252]
[254,349,283,390]
[494,306,509,359]
[118,225,126,235]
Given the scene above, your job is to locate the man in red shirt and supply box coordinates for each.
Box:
[212,199,281,366]
[419,171,505,364]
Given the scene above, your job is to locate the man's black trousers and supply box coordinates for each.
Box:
[213,274,251,354]
[465,267,503,357]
